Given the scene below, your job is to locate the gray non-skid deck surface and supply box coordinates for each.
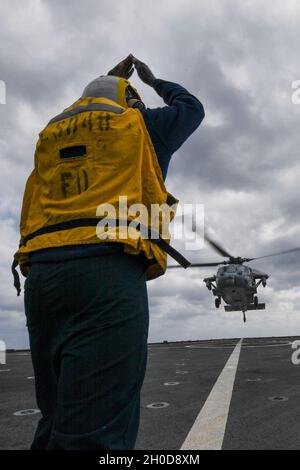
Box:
[0,337,299,450]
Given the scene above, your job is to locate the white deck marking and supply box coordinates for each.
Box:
[181,339,243,450]
[185,342,290,349]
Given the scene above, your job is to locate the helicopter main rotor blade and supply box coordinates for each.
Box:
[248,246,300,262]
[250,268,269,276]
[167,261,224,269]
[204,231,234,259]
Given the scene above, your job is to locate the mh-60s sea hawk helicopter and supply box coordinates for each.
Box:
[168,232,300,323]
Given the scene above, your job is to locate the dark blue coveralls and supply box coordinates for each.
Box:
[24,79,205,449]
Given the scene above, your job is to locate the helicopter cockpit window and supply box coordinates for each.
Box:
[225,266,236,273]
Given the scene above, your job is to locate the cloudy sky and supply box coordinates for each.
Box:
[1,0,300,348]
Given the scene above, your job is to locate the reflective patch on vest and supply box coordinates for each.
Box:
[49,103,124,125]
[60,145,87,159]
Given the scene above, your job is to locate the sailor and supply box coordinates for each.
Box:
[13,54,205,449]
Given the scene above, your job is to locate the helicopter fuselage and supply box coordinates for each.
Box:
[216,264,256,308]
[204,263,268,313]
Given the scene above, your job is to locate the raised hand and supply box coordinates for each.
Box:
[132,57,156,87]
[107,54,135,79]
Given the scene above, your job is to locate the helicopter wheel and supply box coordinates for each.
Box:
[215,298,221,308]
[254,296,258,307]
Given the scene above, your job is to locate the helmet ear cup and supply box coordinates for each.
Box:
[126,86,145,109]
[127,98,146,110]
[132,101,146,110]
[126,85,143,100]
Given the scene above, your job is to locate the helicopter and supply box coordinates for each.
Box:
[168,232,300,323]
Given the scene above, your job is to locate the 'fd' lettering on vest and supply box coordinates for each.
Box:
[61,170,89,198]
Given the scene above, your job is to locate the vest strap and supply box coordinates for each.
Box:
[20,217,191,269]
[12,259,21,296]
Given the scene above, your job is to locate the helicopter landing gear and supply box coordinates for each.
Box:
[254,296,258,307]
[243,311,247,323]
[215,297,221,308]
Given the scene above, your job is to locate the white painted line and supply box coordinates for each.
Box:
[13,409,40,416]
[181,339,243,450]
[185,342,289,349]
